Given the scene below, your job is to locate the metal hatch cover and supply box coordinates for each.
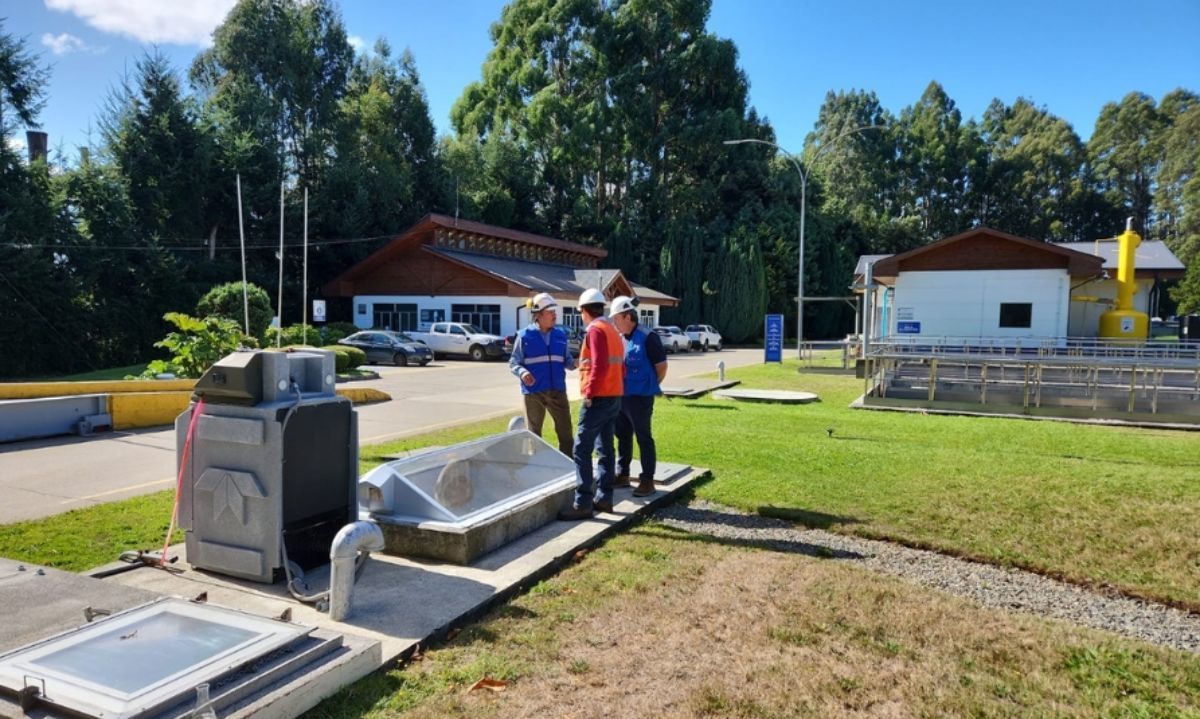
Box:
[0,598,311,719]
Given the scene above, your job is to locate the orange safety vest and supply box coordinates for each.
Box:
[579,317,626,397]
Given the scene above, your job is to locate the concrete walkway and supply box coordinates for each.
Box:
[0,349,761,524]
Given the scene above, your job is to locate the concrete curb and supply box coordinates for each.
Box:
[0,379,196,399]
[335,388,393,405]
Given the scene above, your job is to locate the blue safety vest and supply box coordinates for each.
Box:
[520,324,569,394]
[623,326,660,397]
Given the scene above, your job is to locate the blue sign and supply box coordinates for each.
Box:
[897,321,921,334]
[764,314,784,362]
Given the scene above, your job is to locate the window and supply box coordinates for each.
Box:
[561,307,582,331]
[451,304,501,335]
[450,325,467,336]
[419,309,444,326]
[432,323,447,333]
[357,303,366,315]
[639,309,655,327]
[373,303,417,332]
[999,303,1032,328]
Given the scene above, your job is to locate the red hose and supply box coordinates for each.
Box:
[161,397,205,567]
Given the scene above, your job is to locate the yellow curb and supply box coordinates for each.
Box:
[0,379,196,400]
[336,387,392,405]
[110,391,194,430]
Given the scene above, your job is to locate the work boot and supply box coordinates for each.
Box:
[632,478,656,497]
[594,500,614,513]
[557,505,594,521]
[612,474,632,488]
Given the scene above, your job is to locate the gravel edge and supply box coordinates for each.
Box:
[654,499,1200,654]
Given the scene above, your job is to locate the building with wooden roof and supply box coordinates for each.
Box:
[323,214,677,335]
[852,227,1185,340]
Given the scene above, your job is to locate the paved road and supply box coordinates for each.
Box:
[0,348,761,524]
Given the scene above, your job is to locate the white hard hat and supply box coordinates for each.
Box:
[578,288,606,307]
[609,295,638,318]
[529,292,558,313]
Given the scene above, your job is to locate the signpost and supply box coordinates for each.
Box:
[312,299,327,323]
[764,314,783,363]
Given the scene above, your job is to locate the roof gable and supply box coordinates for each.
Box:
[871,227,1102,280]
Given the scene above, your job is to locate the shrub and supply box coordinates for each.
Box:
[264,324,321,347]
[196,282,274,338]
[142,312,248,378]
[323,344,365,373]
[320,322,358,344]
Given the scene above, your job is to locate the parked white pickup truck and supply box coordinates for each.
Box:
[409,322,508,361]
[685,324,723,351]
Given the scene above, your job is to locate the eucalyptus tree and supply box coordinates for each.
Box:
[896,81,977,241]
[1088,92,1166,236]
[974,98,1091,240]
[1156,99,1200,312]
[190,0,354,224]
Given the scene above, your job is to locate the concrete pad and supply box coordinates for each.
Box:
[0,559,381,719]
[713,389,819,404]
[0,558,160,654]
[102,466,707,667]
[661,379,741,399]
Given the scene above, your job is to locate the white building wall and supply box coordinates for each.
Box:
[1066,278,1154,337]
[890,269,1070,339]
[353,294,661,337]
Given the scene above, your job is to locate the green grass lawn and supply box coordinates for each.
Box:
[669,361,1199,609]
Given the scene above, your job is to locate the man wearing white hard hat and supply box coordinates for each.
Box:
[509,292,576,454]
[558,288,625,521]
[608,295,668,497]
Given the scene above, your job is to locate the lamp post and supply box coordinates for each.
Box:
[725,125,884,358]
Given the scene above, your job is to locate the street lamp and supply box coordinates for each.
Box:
[725,125,884,357]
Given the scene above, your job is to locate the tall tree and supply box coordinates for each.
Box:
[0,19,48,138]
[897,81,976,240]
[1088,91,1166,236]
[974,98,1090,240]
[1157,102,1200,312]
[191,0,354,187]
[0,22,76,378]
[103,51,213,247]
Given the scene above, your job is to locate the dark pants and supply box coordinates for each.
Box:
[617,394,656,480]
[523,390,573,455]
[571,396,621,509]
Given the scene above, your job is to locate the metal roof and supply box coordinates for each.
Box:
[429,249,677,304]
[1056,240,1185,272]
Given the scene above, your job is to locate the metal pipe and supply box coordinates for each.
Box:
[329,521,385,621]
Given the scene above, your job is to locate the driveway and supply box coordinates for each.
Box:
[0,348,763,524]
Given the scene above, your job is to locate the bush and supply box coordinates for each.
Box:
[264,324,321,347]
[320,322,358,344]
[197,282,274,338]
[142,312,249,378]
[323,344,365,373]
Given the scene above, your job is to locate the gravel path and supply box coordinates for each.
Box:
[655,500,1200,654]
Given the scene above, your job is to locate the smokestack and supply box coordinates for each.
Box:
[26,131,48,164]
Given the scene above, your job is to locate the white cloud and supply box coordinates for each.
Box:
[44,0,237,46]
[348,35,366,52]
[41,32,94,55]
[6,136,27,154]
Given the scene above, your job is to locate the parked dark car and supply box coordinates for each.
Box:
[338,330,434,366]
[503,326,584,357]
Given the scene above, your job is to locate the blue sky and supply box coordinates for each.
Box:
[6,0,1199,160]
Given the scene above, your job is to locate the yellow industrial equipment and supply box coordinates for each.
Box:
[1098,219,1149,340]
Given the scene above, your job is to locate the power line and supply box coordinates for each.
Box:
[1,234,395,252]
